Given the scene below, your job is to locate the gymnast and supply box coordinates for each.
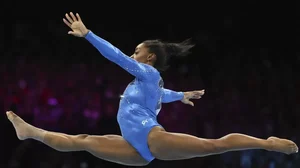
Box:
[7,12,298,166]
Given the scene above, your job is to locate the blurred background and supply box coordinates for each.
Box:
[1,1,299,168]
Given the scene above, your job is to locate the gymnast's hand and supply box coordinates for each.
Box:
[181,90,205,106]
[63,12,89,37]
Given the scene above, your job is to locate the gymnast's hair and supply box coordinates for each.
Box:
[142,39,194,72]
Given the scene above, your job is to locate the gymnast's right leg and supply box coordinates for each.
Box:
[6,111,149,166]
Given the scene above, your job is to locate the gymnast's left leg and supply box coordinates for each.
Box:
[148,127,298,160]
[6,111,148,166]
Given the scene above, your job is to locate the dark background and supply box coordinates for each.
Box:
[1,1,299,168]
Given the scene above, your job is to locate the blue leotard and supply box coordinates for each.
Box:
[85,31,184,162]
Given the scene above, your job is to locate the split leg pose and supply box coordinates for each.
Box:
[7,12,298,166]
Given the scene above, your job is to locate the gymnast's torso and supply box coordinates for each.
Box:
[117,70,163,122]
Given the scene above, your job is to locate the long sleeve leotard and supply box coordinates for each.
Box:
[85,31,184,118]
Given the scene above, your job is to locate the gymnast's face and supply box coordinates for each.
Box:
[131,43,156,65]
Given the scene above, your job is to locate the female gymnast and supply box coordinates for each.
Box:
[7,12,298,166]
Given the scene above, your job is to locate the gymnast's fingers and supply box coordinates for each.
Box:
[63,18,71,28]
[65,13,74,24]
[188,101,194,106]
[76,13,82,22]
[192,94,201,99]
[70,12,77,22]
[194,90,205,96]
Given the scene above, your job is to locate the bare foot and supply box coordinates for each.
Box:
[267,136,298,154]
[6,111,35,140]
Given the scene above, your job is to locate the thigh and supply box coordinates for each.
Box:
[84,134,149,166]
[148,128,218,160]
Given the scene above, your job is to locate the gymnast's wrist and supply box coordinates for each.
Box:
[179,92,185,100]
[83,29,91,38]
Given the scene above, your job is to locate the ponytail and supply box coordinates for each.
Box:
[143,38,194,72]
[163,39,194,58]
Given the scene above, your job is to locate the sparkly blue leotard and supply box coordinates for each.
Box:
[85,31,184,162]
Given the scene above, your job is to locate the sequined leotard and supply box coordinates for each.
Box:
[85,31,184,162]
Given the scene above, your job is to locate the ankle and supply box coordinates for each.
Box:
[265,138,274,151]
[30,126,47,142]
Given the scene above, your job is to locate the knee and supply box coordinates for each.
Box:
[74,134,89,140]
[72,134,90,146]
[212,139,230,152]
[205,140,225,153]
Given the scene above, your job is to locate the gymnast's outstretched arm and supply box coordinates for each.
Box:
[162,88,205,106]
[84,31,157,80]
[161,88,184,103]
[63,13,156,80]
